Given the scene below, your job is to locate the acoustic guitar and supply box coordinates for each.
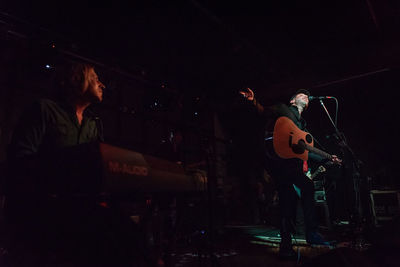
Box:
[273,116,334,161]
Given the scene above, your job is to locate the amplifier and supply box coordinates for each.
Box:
[370,190,400,225]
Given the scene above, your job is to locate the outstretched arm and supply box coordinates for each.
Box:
[238,87,264,113]
[239,87,254,101]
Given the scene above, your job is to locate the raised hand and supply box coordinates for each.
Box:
[239,87,254,101]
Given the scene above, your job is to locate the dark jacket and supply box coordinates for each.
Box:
[250,99,325,177]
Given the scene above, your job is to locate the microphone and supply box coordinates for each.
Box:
[308,96,334,101]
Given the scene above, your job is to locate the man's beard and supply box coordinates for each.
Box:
[296,99,307,110]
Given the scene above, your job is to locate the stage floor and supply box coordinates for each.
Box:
[165,220,399,267]
[0,218,399,266]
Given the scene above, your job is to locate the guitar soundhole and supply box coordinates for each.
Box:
[292,140,306,154]
[305,134,312,144]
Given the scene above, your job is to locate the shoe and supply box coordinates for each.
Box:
[279,234,297,260]
[279,245,297,260]
[306,231,330,246]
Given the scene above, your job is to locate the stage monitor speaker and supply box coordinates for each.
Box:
[369,190,400,226]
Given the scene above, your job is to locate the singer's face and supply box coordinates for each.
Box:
[291,93,309,108]
[297,93,309,105]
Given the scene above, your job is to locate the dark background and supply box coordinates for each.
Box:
[0,0,398,188]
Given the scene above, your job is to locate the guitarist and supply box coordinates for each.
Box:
[239,87,341,259]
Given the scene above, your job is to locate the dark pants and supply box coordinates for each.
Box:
[277,171,317,237]
[266,158,317,241]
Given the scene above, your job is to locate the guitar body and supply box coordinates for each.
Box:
[273,116,314,161]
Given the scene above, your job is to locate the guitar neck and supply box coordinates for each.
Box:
[305,144,332,160]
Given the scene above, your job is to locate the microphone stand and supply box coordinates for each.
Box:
[318,99,370,250]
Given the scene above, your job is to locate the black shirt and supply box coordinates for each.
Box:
[9,98,100,158]
[6,98,103,197]
[252,101,324,175]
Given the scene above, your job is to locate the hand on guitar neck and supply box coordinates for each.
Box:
[330,155,342,165]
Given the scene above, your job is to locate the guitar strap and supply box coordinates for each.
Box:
[279,104,300,126]
[291,107,306,127]
[303,160,308,173]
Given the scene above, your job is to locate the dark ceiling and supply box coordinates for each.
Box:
[2,0,399,100]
